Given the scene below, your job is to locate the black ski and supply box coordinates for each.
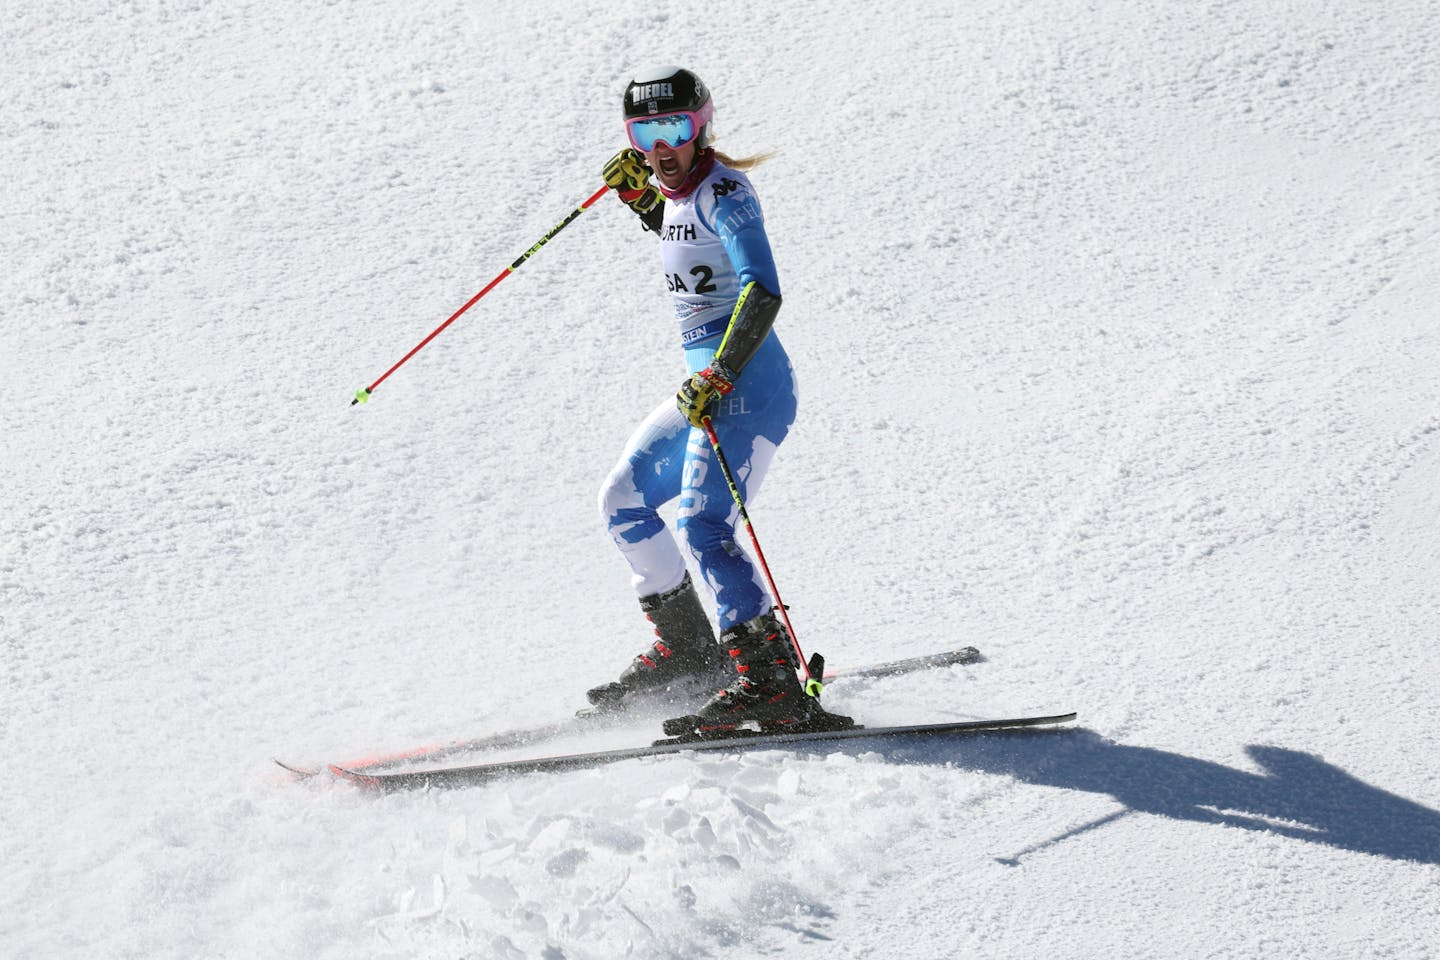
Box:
[328,712,1077,792]
[829,646,982,678]
[275,646,981,779]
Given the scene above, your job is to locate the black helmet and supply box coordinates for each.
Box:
[623,66,714,149]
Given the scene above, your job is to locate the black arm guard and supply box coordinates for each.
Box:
[713,281,782,374]
[639,201,665,234]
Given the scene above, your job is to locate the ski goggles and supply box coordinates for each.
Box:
[625,105,712,152]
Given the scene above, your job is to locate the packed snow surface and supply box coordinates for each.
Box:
[4,1,1439,957]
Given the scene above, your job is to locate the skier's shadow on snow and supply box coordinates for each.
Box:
[873,728,1440,866]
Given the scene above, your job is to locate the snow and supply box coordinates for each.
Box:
[4,0,1439,956]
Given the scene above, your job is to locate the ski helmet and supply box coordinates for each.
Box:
[623,66,714,150]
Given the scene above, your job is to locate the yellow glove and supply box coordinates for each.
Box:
[676,362,736,428]
[603,149,662,216]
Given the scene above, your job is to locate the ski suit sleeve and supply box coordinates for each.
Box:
[708,185,782,374]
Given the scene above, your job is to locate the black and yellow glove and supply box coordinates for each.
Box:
[676,361,737,428]
[603,149,663,229]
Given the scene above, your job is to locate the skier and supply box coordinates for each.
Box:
[588,66,831,733]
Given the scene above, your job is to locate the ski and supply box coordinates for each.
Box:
[275,713,613,780]
[827,646,981,678]
[329,712,1077,792]
[275,645,981,779]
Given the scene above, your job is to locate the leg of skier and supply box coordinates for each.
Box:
[674,418,775,632]
[674,344,828,732]
[589,398,728,709]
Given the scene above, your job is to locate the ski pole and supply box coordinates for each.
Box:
[699,416,819,692]
[351,184,611,406]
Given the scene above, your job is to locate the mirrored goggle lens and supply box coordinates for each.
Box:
[626,113,697,152]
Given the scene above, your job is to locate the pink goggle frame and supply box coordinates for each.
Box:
[625,103,714,152]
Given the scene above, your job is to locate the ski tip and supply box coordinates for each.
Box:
[1018,712,1078,727]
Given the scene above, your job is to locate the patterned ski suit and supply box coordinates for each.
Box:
[599,155,794,630]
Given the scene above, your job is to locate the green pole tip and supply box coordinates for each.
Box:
[355,388,371,404]
[805,678,824,698]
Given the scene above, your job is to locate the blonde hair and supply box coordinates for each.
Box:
[713,148,776,171]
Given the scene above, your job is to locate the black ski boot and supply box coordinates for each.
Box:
[586,573,729,710]
[677,610,853,735]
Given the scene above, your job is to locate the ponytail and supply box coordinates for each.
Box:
[713,148,776,172]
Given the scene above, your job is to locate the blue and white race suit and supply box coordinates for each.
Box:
[599,156,794,630]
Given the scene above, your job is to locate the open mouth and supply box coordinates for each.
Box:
[658,155,682,179]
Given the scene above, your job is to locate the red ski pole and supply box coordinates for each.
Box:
[351,184,611,405]
[699,416,819,692]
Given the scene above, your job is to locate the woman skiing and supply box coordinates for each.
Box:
[588,66,823,733]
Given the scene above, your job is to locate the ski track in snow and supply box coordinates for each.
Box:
[4,1,1440,958]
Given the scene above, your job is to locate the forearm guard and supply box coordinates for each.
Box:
[713,281,781,374]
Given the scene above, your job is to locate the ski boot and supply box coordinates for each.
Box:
[665,610,854,737]
[586,573,729,711]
